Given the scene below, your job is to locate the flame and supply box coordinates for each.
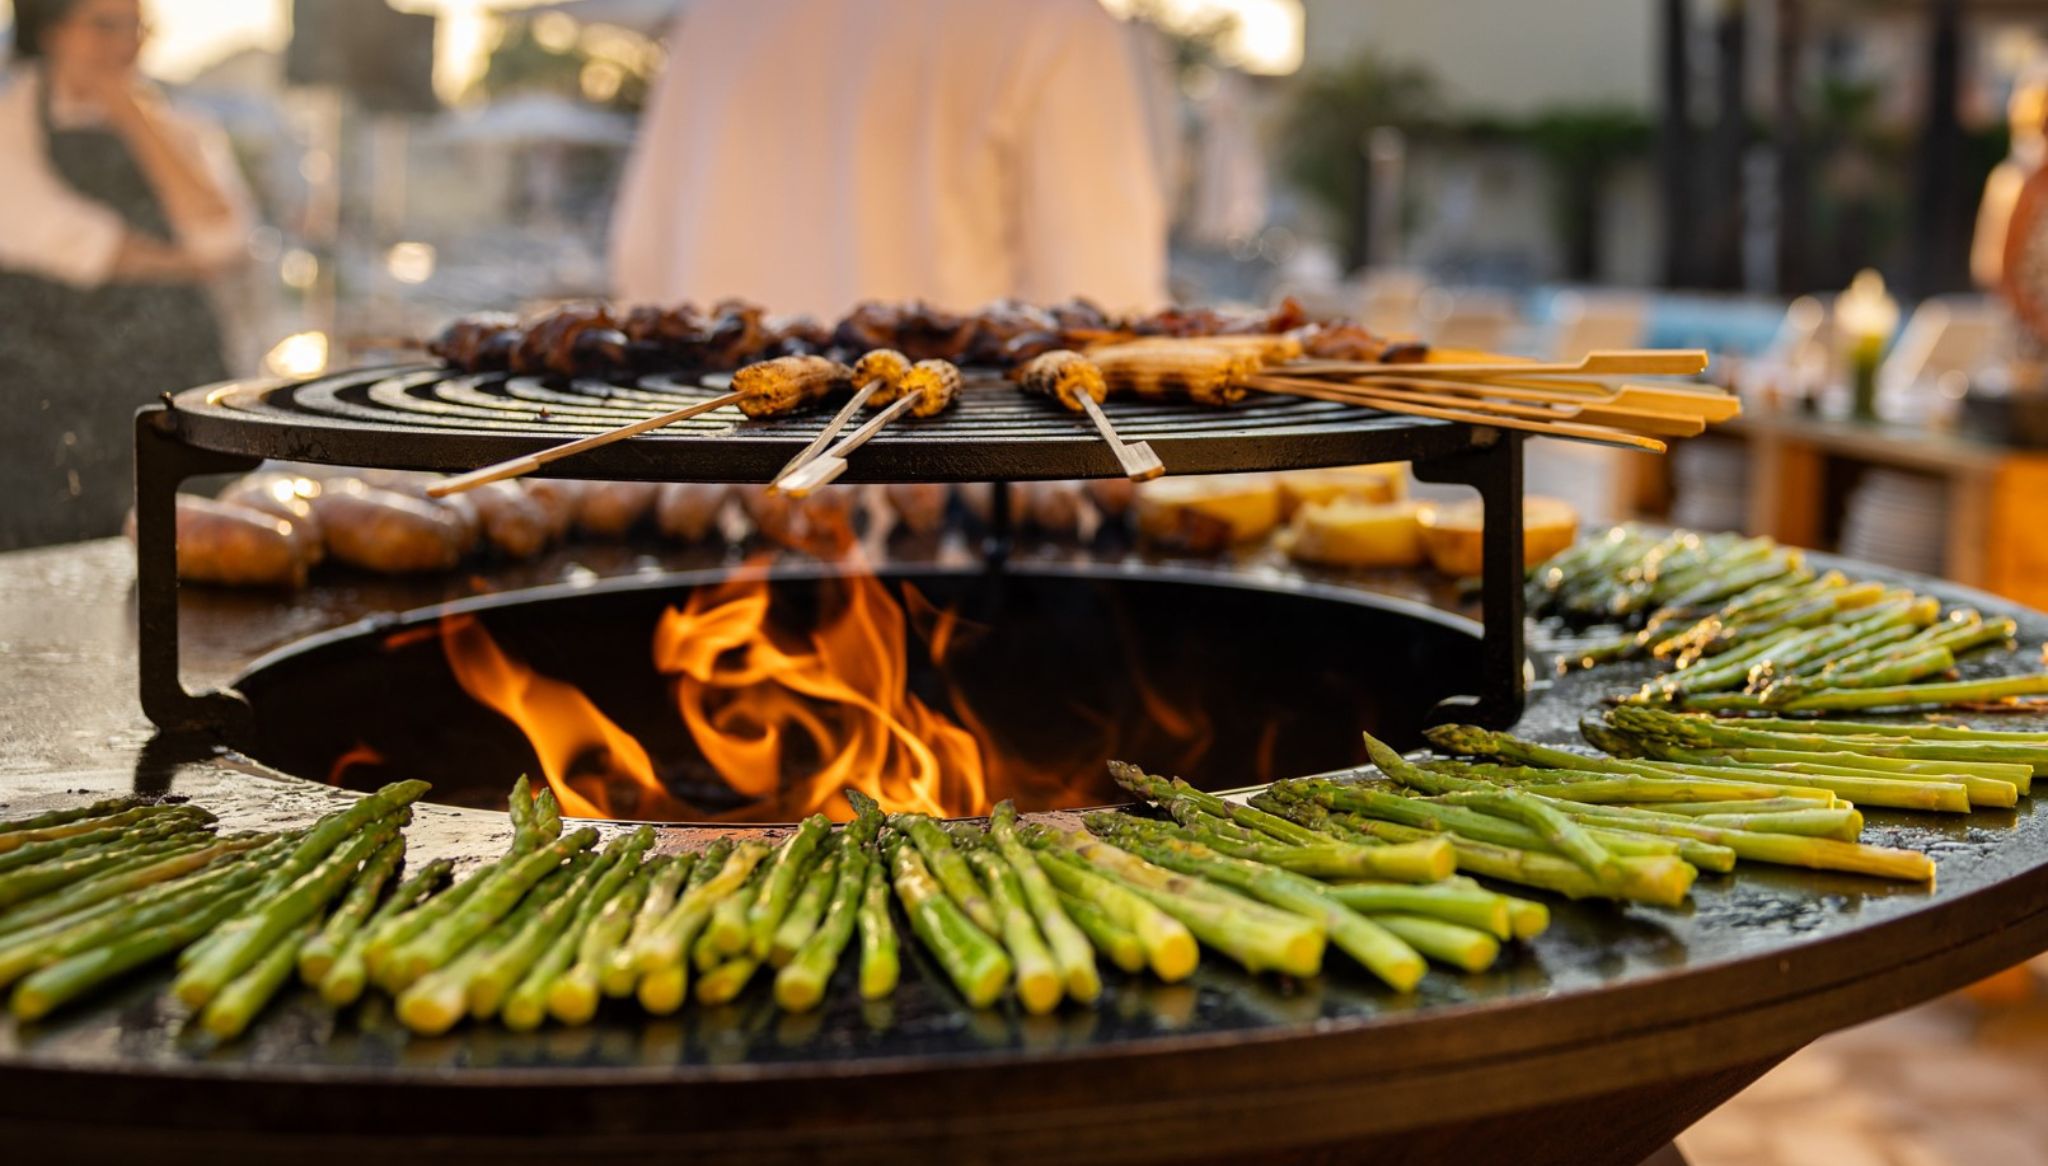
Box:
[327,741,388,786]
[436,564,1235,822]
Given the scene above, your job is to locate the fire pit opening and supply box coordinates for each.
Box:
[233,563,1482,822]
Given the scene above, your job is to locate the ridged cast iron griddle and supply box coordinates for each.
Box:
[169,365,1488,482]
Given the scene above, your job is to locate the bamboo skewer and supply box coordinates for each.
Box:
[768,380,883,494]
[1328,376,1711,437]
[1248,376,1669,453]
[1288,348,1710,380]
[1074,393,1165,481]
[779,392,924,497]
[1407,373,1743,422]
[427,390,745,496]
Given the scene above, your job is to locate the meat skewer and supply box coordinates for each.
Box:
[429,356,854,497]
[779,360,962,497]
[1018,350,1162,481]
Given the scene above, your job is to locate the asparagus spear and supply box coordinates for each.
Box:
[175,811,412,1008]
[1037,831,1326,979]
[200,918,317,1041]
[891,814,1000,936]
[0,796,147,838]
[694,955,763,1006]
[250,781,432,898]
[709,861,769,958]
[1558,806,1933,882]
[12,884,258,1021]
[633,841,772,1014]
[550,858,657,1025]
[1107,761,1332,847]
[316,857,453,1006]
[395,858,579,1036]
[856,849,899,999]
[0,803,208,855]
[0,834,266,929]
[0,829,212,907]
[1421,758,1814,804]
[1318,882,1513,939]
[1033,848,1198,980]
[1055,889,1147,974]
[0,848,277,990]
[506,832,652,1030]
[886,836,1012,1009]
[776,809,885,1011]
[1701,754,2017,809]
[380,827,597,991]
[1731,716,2048,743]
[1608,706,2048,776]
[468,848,614,1019]
[1085,817,1424,989]
[363,865,494,987]
[1441,722,1978,813]
[989,802,1099,1003]
[746,815,832,960]
[1370,915,1499,973]
[601,849,696,999]
[296,833,406,985]
[769,847,841,969]
[1259,790,1695,907]
[963,846,1062,1013]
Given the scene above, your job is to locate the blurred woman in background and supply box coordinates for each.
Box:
[0,0,252,549]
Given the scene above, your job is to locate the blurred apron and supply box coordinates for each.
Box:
[0,85,227,550]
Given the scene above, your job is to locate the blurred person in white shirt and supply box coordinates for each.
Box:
[0,0,254,549]
[610,0,1167,320]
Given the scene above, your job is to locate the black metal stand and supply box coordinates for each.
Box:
[1413,429,1527,729]
[134,404,259,744]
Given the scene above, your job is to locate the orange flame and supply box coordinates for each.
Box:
[327,742,389,786]
[437,566,1231,822]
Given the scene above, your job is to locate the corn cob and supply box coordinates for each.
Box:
[1018,350,1108,412]
[899,359,962,417]
[1090,341,1257,407]
[732,355,854,418]
[852,348,911,394]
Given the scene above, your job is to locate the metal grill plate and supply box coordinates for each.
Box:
[170,366,1492,483]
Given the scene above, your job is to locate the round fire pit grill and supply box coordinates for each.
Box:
[0,366,2018,1163]
[135,366,1532,741]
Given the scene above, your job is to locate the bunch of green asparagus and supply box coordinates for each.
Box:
[1532,525,2048,712]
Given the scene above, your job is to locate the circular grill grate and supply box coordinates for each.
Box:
[174,365,1491,483]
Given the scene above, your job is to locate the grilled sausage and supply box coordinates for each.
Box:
[310,480,469,574]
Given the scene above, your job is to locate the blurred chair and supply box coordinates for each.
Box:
[1548,290,1647,359]
[1417,287,1517,352]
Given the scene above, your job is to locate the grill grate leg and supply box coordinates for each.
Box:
[1413,430,1528,730]
[134,404,262,743]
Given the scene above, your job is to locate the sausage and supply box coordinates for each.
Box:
[216,472,326,565]
[310,480,469,574]
[1083,478,1136,520]
[656,482,732,542]
[522,479,583,541]
[166,495,312,588]
[576,480,661,538]
[883,482,950,536]
[351,469,483,553]
[1021,480,1084,536]
[467,480,553,559]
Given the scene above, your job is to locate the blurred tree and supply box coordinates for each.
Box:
[473,15,657,113]
[1277,51,1440,269]
[1525,108,1653,282]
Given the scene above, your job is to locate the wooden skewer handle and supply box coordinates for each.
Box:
[1076,392,1165,481]
[1251,376,1668,453]
[780,392,923,496]
[770,380,882,493]
[428,389,745,497]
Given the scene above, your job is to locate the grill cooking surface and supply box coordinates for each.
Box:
[176,366,1487,482]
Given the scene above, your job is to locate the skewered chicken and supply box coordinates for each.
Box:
[732,355,856,418]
